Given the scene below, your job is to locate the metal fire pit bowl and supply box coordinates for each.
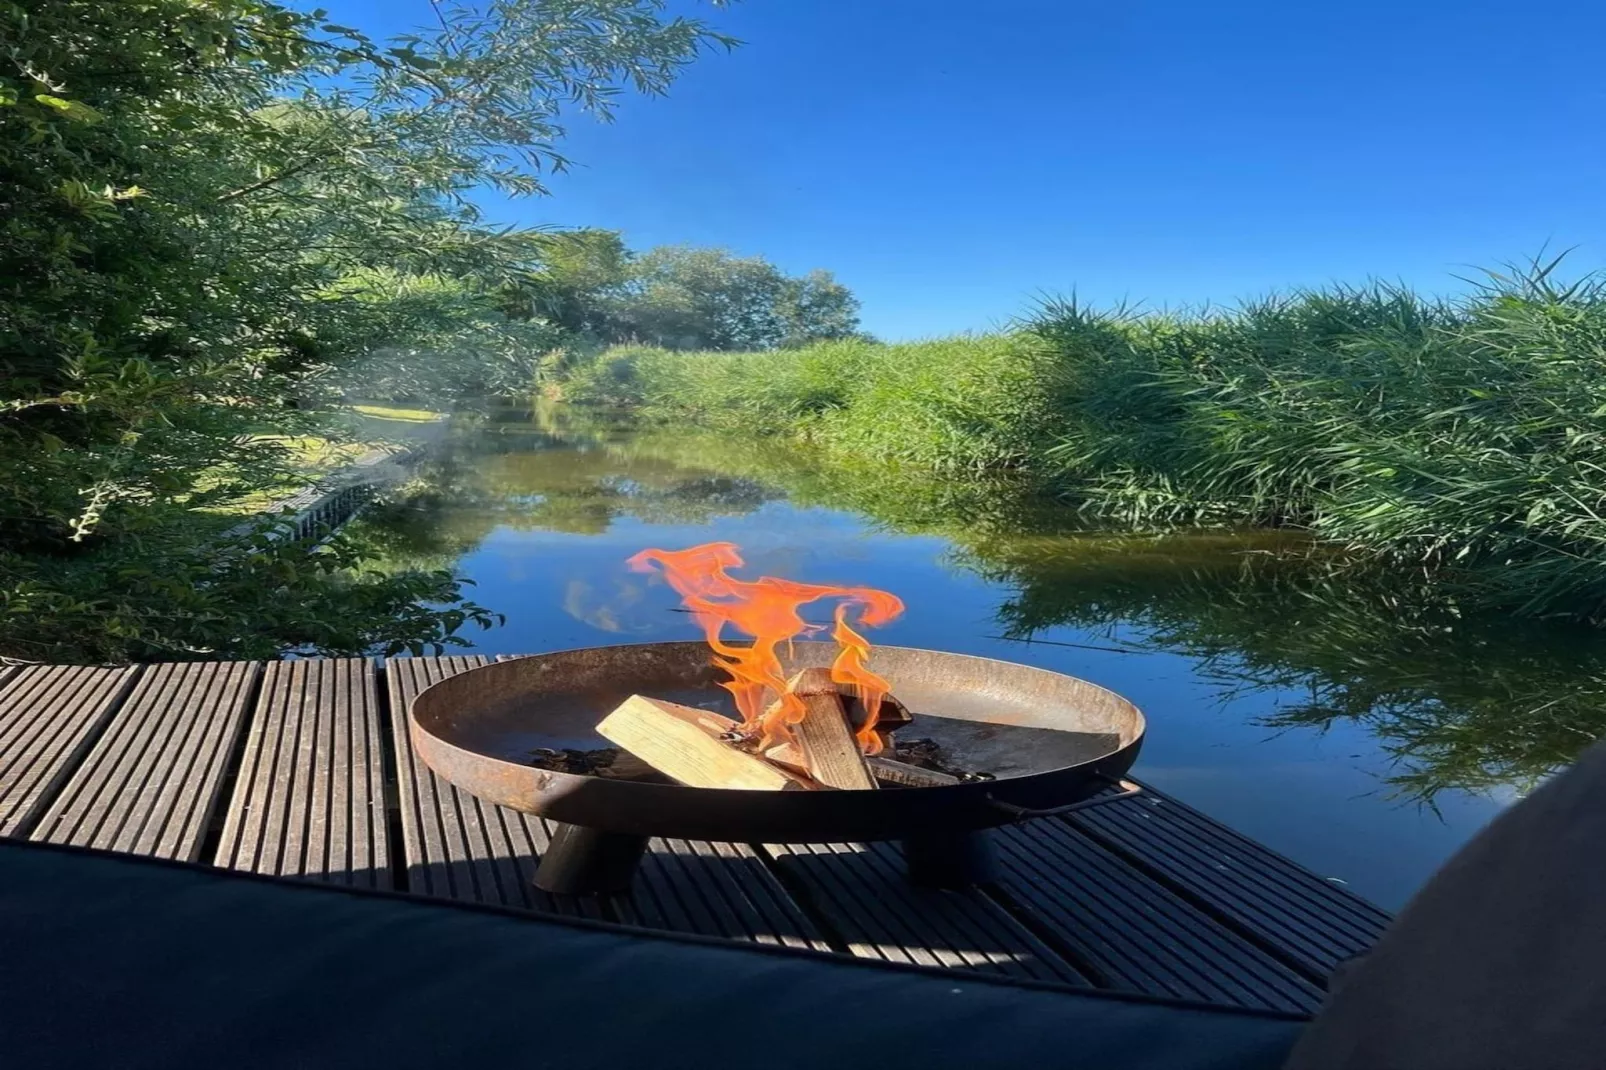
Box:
[410,641,1145,894]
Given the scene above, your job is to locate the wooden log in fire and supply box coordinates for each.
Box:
[768,746,955,789]
[783,668,878,791]
[844,690,914,743]
[761,740,808,775]
[597,696,814,791]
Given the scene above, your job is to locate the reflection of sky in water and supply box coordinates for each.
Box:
[448,488,1505,911]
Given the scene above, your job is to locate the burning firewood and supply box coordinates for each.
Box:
[779,668,878,790]
[843,690,913,748]
[761,740,808,775]
[597,695,815,791]
[766,686,911,763]
[597,646,928,792]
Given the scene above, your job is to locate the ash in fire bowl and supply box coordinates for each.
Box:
[525,748,646,779]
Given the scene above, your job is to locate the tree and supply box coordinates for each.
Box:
[776,269,863,348]
[508,229,634,335]
[610,246,862,350]
[325,268,571,402]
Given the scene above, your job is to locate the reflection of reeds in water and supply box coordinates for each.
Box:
[975,541,1606,805]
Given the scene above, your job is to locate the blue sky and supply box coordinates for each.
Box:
[319,1,1606,340]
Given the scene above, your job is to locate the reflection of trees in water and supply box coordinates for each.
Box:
[611,426,1073,537]
[971,538,1606,804]
[342,487,490,575]
[361,409,1606,803]
[380,421,785,537]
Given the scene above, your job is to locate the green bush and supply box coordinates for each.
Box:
[818,334,1069,471]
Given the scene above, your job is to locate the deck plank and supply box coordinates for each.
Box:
[1066,786,1390,980]
[214,659,389,888]
[990,820,1325,1013]
[0,664,139,837]
[764,840,1091,985]
[31,662,259,860]
[636,836,829,950]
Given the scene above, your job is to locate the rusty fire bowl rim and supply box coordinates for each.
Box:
[408,640,1145,844]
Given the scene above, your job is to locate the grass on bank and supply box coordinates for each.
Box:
[194,434,373,519]
[200,403,446,518]
[350,403,448,423]
[550,259,1606,623]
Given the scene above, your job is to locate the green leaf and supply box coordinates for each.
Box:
[388,48,441,71]
[34,94,102,123]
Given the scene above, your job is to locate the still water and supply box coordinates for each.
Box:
[365,408,1606,911]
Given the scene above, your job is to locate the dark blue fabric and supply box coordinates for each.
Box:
[0,840,1303,1069]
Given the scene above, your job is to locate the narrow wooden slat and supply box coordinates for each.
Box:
[1067,785,1389,978]
[350,656,388,887]
[632,835,827,949]
[215,659,389,889]
[0,664,138,837]
[274,659,316,879]
[326,658,350,888]
[218,658,289,876]
[990,820,1325,1013]
[31,662,259,860]
[763,840,1090,985]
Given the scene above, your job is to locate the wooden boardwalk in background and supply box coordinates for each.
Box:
[0,655,1391,1013]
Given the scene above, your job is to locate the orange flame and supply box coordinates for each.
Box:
[831,602,900,755]
[628,542,904,750]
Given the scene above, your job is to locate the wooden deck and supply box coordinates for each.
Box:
[0,656,1392,1013]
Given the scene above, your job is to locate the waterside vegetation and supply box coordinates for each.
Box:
[552,260,1606,624]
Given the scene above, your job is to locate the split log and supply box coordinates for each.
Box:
[766,743,953,788]
[761,740,807,775]
[783,669,878,791]
[866,756,960,789]
[597,695,814,790]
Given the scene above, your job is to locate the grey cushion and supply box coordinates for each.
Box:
[0,840,1303,1069]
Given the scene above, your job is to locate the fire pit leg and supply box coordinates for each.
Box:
[534,823,649,896]
[901,830,997,889]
